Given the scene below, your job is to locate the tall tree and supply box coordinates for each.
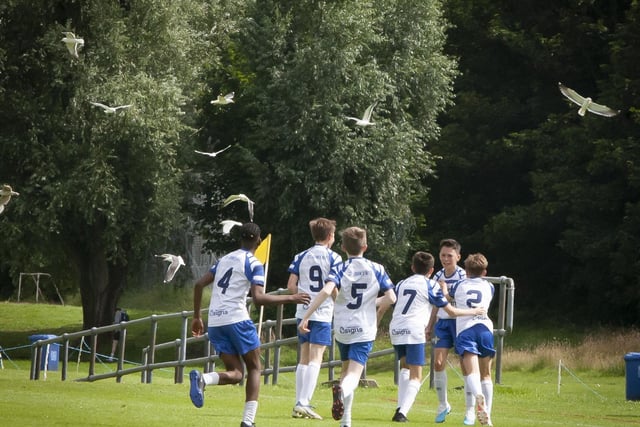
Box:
[0,0,213,328]
[192,0,457,283]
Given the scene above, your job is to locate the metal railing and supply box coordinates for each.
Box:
[30,277,514,384]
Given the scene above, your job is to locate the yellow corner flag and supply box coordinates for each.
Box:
[254,233,271,266]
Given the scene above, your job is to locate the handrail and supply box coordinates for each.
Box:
[30,278,515,385]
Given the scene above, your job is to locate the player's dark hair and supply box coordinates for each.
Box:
[412,251,434,275]
[240,222,261,249]
[439,238,461,254]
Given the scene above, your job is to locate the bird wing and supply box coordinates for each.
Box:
[194,150,215,157]
[164,255,185,283]
[224,92,235,102]
[114,105,132,110]
[90,102,111,110]
[62,31,76,37]
[345,116,360,122]
[221,220,243,235]
[363,102,377,121]
[214,145,232,155]
[587,101,620,117]
[558,83,587,107]
[223,193,251,207]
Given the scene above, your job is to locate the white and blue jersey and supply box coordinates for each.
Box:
[328,257,394,344]
[289,244,342,322]
[451,277,494,335]
[207,248,265,327]
[433,266,466,320]
[390,274,440,345]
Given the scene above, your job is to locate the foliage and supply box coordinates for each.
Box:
[190,0,456,282]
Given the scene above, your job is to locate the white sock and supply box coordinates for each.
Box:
[300,362,320,405]
[243,400,258,424]
[397,368,410,409]
[481,379,493,416]
[399,379,421,416]
[465,373,482,399]
[434,370,448,410]
[341,389,353,425]
[295,364,308,403]
[202,371,220,386]
[464,376,474,412]
[341,373,359,400]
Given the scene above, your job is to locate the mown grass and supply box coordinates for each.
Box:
[2,287,640,426]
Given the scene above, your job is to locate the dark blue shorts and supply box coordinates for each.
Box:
[434,319,456,349]
[336,340,374,365]
[394,343,426,366]
[297,319,332,346]
[455,324,496,358]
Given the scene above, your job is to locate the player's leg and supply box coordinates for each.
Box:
[434,319,455,422]
[241,347,262,427]
[392,349,409,422]
[396,343,424,421]
[479,356,493,426]
[292,338,310,417]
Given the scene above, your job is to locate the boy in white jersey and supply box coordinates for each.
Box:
[299,226,396,427]
[288,217,343,420]
[384,251,485,423]
[189,223,311,427]
[440,253,495,426]
[426,238,466,423]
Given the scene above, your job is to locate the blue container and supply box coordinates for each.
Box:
[624,352,640,400]
[29,334,60,371]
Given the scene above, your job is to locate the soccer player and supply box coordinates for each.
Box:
[287,218,342,420]
[439,253,495,426]
[188,222,311,427]
[426,238,466,423]
[299,226,396,427]
[384,251,485,423]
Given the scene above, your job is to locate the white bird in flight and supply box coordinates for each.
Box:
[558,83,620,117]
[345,101,378,126]
[222,193,254,222]
[61,31,84,58]
[210,92,235,105]
[155,254,185,283]
[220,219,243,235]
[90,102,133,113]
[195,145,232,158]
[0,184,19,215]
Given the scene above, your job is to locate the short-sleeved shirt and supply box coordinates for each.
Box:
[451,276,494,335]
[390,274,440,345]
[328,257,394,344]
[288,244,342,322]
[433,266,466,320]
[207,248,265,327]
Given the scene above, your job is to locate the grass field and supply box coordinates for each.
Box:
[2,295,640,426]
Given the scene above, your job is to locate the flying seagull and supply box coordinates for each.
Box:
[155,254,185,283]
[558,82,620,117]
[195,145,232,158]
[220,219,243,235]
[61,31,84,58]
[0,184,19,215]
[345,101,378,126]
[90,102,133,113]
[222,193,254,222]
[210,92,235,105]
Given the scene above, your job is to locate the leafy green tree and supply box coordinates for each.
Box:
[0,0,213,328]
[192,0,457,283]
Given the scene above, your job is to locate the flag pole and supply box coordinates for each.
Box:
[254,234,272,339]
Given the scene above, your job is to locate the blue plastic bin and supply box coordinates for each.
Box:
[29,334,60,371]
[624,352,640,400]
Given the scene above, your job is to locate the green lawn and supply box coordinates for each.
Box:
[2,301,640,426]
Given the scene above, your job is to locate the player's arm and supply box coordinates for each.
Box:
[191,271,214,337]
[298,281,336,333]
[252,283,310,307]
[376,288,396,324]
[442,303,486,318]
[286,272,299,294]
